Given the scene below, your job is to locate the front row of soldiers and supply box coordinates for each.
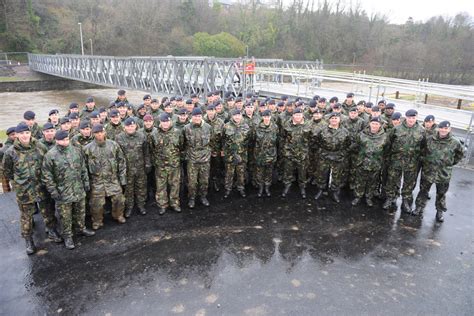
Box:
[1,93,465,255]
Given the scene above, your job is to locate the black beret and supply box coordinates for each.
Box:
[99,107,107,113]
[170,96,176,102]
[86,96,95,103]
[163,101,172,108]
[79,121,91,129]
[151,98,158,103]
[293,108,303,114]
[346,92,355,98]
[192,108,203,116]
[327,112,341,119]
[349,107,358,112]
[261,109,272,117]
[357,100,366,106]
[159,113,170,122]
[23,110,35,120]
[206,104,216,111]
[90,111,100,118]
[55,130,69,140]
[391,112,402,120]
[332,103,341,109]
[117,101,126,108]
[312,95,320,101]
[177,108,187,115]
[127,104,134,110]
[92,124,104,133]
[109,109,119,117]
[43,122,54,130]
[213,90,221,96]
[365,102,373,108]
[123,117,136,126]
[319,97,327,103]
[6,126,16,135]
[117,90,126,96]
[378,99,386,105]
[438,120,450,128]
[245,102,253,107]
[372,106,380,112]
[227,96,235,102]
[246,92,253,98]
[69,102,79,109]
[190,93,198,98]
[15,122,29,133]
[59,117,70,125]
[186,99,193,105]
[277,101,285,107]
[329,97,338,103]
[143,94,151,100]
[206,92,213,97]
[137,104,145,110]
[309,100,317,108]
[231,109,241,116]
[424,115,435,122]
[49,109,59,116]
[370,116,382,123]
[386,103,395,109]
[268,99,276,105]
[313,108,324,114]
[281,95,289,101]
[405,109,418,117]
[176,96,183,101]
[69,112,79,120]
[214,100,222,106]
[235,97,243,102]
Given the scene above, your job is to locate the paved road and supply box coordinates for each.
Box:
[0,168,473,315]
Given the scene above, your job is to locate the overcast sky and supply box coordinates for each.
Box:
[280,0,474,24]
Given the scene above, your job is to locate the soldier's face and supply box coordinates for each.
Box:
[81,127,91,137]
[118,107,127,115]
[138,108,146,116]
[357,105,365,112]
[245,106,254,115]
[144,120,154,129]
[100,112,108,120]
[43,128,56,141]
[392,119,401,127]
[151,102,160,110]
[192,115,202,125]
[406,116,417,127]
[233,114,242,124]
[70,119,79,127]
[216,104,223,112]
[164,107,173,113]
[278,106,285,112]
[263,116,271,125]
[8,132,16,141]
[424,120,434,129]
[86,102,95,108]
[144,99,151,105]
[61,122,71,131]
[70,108,79,113]
[91,118,100,126]
[160,121,171,129]
[369,122,381,133]
[329,116,341,126]
[206,109,216,118]
[94,131,106,141]
[186,104,194,112]
[372,111,380,117]
[118,95,126,101]
[56,137,69,147]
[386,108,394,115]
[50,113,59,122]
[192,97,199,104]
[25,119,35,127]
[438,127,450,137]
[293,113,303,123]
[17,131,31,144]
[111,116,120,124]
[179,114,187,122]
[313,113,323,120]
[349,111,358,119]
[125,124,137,134]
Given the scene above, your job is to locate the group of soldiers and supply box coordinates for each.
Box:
[0,89,465,255]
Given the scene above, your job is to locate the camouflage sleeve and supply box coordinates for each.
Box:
[453,140,465,166]
[41,154,60,199]
[79,149,90,192]
[115,143,127,186]
[2,149,14,181]
[143,137,151,170]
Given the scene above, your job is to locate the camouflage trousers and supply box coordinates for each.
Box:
[353,168,382,199]
[89,192,125,225]
[415,178,449,212]
[347,154,358,190]
[17,198,57,238]
[307,151,320,180]
[1,175,11,192]
[210,155,223,189]
[255,162,275,186]
[155,164,181,209]
[224,161,246,191]
[283,158,307,187]
[247,149,256,186]
[315,159,347,191]
[124,171,147,212]
[385,160,419,200]
[57,199,86,237]
[187,161,210,199]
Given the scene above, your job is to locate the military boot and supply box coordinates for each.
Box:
[138,207,147,215]
[124,208,132,218]
[264,185,271,197]
[188,198,195,209]
[78,228,95,237]
[117,216,126,224]
[201,196,210,207]
[401,199,412,214]
[300,186,306,199]
[158,207,166,215]
[257,185,264,198]
[224,190,231,199]
[314,189,323,200]
[281,184,291,197]
[331,189,341,203]
[383,198,395,210]
[366,197,374,207]
[64,237,75,250]
[47,228,63,243]
[351,197,361,206]
[411,206,424,216]
[436,210,445,222]
[25,237,36,255]
[238,189,246,198]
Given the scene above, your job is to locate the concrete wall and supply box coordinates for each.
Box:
[0,79,103,92]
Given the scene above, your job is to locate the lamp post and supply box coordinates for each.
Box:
[89,39,93,55]
[78,22,84,55]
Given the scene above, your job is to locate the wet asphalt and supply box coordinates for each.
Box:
[0,168,472,315]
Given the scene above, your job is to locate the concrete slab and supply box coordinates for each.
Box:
[0,168,473,315]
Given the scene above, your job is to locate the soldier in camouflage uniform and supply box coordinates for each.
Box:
[149,98,162,122]
[422,115,437,137]
[41,130,95,250]
[383,109,426,213]
[39,122,56,151]
[23,111,43,139]
[223,109,251,198]
[343,107,366,190]
[140,114,157,202]
[413,121,464,221]
[68,112,81,138]
[351,117,390,207]
[183,108,213,208]
[105,109,124,141]
[80,96,97,119]
[83,124,127,229]
[341,92,356,114]
[308,109,327,186]
[313,112,352,203]
[2,123,62,255]
[254,110,278,197]
[204,104,225,192]
[0,127,15,192]
[149,113,184,214]
[242,102,259,187]
[115,118,151,217]
[71,121,94,149]
[281,108,312,199]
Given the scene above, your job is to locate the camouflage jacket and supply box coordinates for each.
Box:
[422,123,438,138]
[204,114,224,154]
[387,120,425,163]
[421,132,464,183]
[83,139,127,196]
[281,119,312,161]
[39,138,55,151]
[0,138,14,175]
[80,107,96,119]
[105,122,124,141]
[216,110,230,123]
[184,121,212,163]
[30,122,43,139]
[343,116,366,134]
[149,126,184,168]
[41,144,89,203]
[354,128,390,171]
[71,134,94,149]
[2,138,48,203]
[223,119,251,163]
[315,125,351,162]
[115,130,151,175]
[254,120,278,165]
